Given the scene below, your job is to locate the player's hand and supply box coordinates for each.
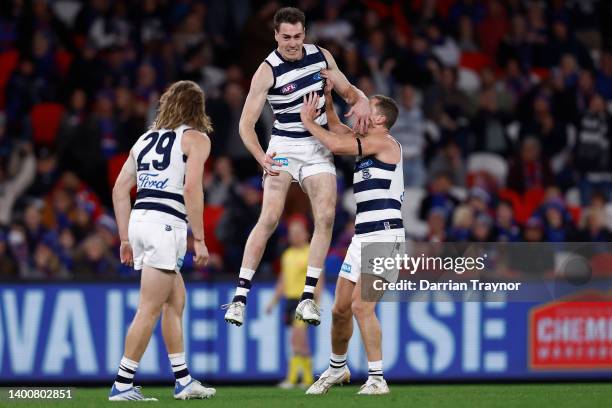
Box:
[119,241,133,267]
[265,301,275,314]
[193,239,209,266]
[300,92,320,123]
[322,72,333,95]
[260,151,281,176]
[347,96,371,135]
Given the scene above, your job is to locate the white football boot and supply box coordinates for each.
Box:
[295,299,321,326]
[222,302,245,326]
[173,379,216,400]
[108,385,158,401]
[357,377,390,395]
[305,366,350,395]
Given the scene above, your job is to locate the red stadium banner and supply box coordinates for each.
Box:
[529,292,612,370]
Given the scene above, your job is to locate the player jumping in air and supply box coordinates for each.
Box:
[223,7,371,327]
[300,78,404,395]
[109,81,216,401]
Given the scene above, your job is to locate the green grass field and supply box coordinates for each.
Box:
[3,384,611,408]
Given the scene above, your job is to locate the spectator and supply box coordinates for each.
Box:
[595,50,612,100]
[0,142,36,226]
[0,230,18,278]
[428,139,466,187]
[573,94,612,204]
[574,208,612,242]
[507,137,554,194]
[72,234,119,278]
[394,84,426,187]
[206,156,238,206]
[494,200,521,242]
[449,205,473,241]
[418,173,461,221]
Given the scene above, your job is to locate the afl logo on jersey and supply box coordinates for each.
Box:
[281,83,297,94]
[313,72,322,81]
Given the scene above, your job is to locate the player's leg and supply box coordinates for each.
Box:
[225,171,293,325]
[161,273,215,399]
[305,276,353,395]
[110,265,174,401]
[295,172,336,324]
[351,277,389,395]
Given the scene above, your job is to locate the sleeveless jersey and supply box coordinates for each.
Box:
[353,139,405,236]
[130,124,190,227]
[264,44,328,143]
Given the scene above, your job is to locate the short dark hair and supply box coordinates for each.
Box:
[372,95,399,129]
[274,7,306,31]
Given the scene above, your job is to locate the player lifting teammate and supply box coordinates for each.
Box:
[223,7,371,327]
[109,81,216,401]
[300,78,404,395]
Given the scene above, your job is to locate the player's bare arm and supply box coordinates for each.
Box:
[320,48,370,134]
[112,152,137,266]
[182,129,211,266]
[322,76,353,136]
[239,62,281,176]
[301,93,388,156]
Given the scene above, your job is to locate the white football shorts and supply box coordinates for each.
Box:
[128,218,187,273]
[339,233,405,284]
[265,138,336,186]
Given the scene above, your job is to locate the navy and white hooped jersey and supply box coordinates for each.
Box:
[265,44,328,143]
[353,140,405,236]
[130,124,191,227]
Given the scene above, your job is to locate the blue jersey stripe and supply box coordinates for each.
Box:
[268,72,324,96]
[356,198,402,213]
[271,50,326,77]
[271,124,328,138]
[355,218,404,235]
[353,178,392,193]
[133,202,186,222]
[275,107,326,123]
[136,189,185,204]
[270,89,324,111]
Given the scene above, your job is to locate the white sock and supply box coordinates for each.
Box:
[301,266,322,301]
[114,356,138,391]
[169,352,192,386]
[368,360,383,380]
[329,352,347,374]
[233,267,256,304]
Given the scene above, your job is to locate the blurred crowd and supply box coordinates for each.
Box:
[0,0,611,280]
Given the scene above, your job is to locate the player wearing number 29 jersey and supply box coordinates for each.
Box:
[109,81,215,401]
[131,124,191,228]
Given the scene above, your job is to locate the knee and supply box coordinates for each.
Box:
[162,302,183,316]
[314,207,335,231]
[332,303,352,325]
[138,302,163,321]
[351,300,366,320]
[257,212,280,234]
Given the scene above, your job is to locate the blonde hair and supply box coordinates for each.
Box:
[152,80,212,134]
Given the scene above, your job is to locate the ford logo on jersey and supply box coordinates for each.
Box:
[357,159,373,170]
[281,83,297,94]
[137,173,169,189]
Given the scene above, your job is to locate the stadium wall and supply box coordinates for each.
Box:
[0,283,611,383]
